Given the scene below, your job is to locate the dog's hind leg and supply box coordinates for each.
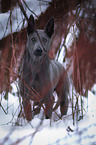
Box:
[59,88,69,116]
[55,71,69,116]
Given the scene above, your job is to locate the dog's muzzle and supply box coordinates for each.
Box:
[34,47,43,57]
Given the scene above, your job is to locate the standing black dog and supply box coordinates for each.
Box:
[20,15,69,121]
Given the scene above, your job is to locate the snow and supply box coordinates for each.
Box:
[0,0,96,144]
[0,83,96,145]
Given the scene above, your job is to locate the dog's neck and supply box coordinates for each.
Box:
[30,54,50,75]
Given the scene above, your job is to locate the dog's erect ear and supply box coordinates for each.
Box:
[27,15,35,35]
[45,18,54,37]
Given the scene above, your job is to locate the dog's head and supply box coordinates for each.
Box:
[26,15,54,61]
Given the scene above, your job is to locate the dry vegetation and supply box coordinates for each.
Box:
[0,0,96,124]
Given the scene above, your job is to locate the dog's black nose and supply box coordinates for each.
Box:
[34,48,42,56]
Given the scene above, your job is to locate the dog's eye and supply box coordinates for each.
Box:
[31,37,36,42]
[43,37,47,43]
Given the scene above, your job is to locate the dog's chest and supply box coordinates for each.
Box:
[32,71,48,88]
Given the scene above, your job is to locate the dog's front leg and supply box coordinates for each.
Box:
[23,98,32,121]
[20,60,33,121]
[44,95,54,119]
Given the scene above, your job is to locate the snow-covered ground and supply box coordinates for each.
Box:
[0,83,96,145]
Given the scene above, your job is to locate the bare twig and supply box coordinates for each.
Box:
[22,0,38,18]
[17,0,29,21]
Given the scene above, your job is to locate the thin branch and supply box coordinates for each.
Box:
[2,14,10,38]
[22,0,38,18]
[17,0,29,21]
